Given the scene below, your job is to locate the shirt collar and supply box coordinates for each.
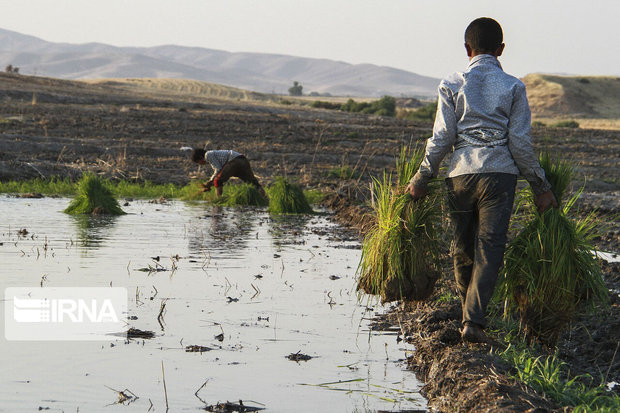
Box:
[467,54,503,70]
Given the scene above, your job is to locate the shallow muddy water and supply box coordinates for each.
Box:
[0,196,426,412]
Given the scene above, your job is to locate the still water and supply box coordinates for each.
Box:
[0,196,426,412]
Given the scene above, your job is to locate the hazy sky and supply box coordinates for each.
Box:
[0,0,618,79]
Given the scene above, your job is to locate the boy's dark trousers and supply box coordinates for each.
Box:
[214,155,261,188]
[445,173,516,327]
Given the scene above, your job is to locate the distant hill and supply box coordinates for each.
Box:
[523,74,620,119]
[0,27,440,98]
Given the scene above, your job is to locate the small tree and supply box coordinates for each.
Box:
[5,64,13,73]
[288,81,303,96]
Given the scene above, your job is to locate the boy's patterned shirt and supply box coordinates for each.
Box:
[205,150,242,178]
[411,54,550,195]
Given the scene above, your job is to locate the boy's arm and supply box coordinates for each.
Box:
[506,82,551,196]
[408,83,457,195]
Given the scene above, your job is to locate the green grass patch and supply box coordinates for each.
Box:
[402,101,437,123]
[267,177,313,214]
[496,340,619,411]
[0,177,76,196]
[312,96,397,117]
[64,174,125,215]
[303,189,324,205]
[112,180,181,199]
[1,176,323,209]
[327,166,359,180]
[496,153,608,346]
[357,146,443,303]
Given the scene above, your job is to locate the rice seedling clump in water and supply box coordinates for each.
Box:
[223,183,268,207]
[357,147,443,303]
[267,177,313,214]
[64,174,125,215]
[496,153,608,346]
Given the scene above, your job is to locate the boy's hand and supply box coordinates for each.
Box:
[534,190,558,214]
[406,183,428,201]
[201,181,213,192]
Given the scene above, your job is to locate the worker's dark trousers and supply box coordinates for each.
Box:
[445,173,516,328]
[215,156,261,188]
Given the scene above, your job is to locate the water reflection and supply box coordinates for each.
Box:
[187,206,257,255]
[70,214,118,250]
[268,214,313,248]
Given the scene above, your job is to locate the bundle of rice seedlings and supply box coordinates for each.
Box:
[64,173,125,215]
[223,183,268,207]
[357,147,443,303]
[267,177,313,214]
[497,153,608,346]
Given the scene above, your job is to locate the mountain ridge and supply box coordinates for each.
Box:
[0,27,440,97]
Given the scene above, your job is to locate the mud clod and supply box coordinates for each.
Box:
[286,351,313,362]
[186,345,212,353]
[126,328,155,339]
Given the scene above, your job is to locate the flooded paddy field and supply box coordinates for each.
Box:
[0,196,426,412]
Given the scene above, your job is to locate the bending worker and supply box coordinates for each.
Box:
[191,148,267,199]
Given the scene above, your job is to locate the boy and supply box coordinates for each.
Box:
[191,148,267,199]
[406,17,557,343]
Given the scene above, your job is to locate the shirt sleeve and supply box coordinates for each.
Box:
[410,82,457,188]
[506,82,551,195]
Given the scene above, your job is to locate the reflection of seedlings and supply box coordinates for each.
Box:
[150,285,158,300]
[18,228,28,237]
[186,345,212,353]
[327,291,336,307]
[135,286,144,306]
[40,274,48,287]
[158,298,168,329]
[161,361,169,411]
[250,283,261,299]
[226,296,239,303]
[286,351,313,362]
[126,328,155,339]
[104,385,139,405]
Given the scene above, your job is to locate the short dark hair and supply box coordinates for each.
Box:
[191,148,206,163]
[465,17,503,53]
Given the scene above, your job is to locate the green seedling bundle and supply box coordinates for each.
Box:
[64,173,125,215]
[497,153,607,346]
[267,177,313,214]
[357,147,442,303]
